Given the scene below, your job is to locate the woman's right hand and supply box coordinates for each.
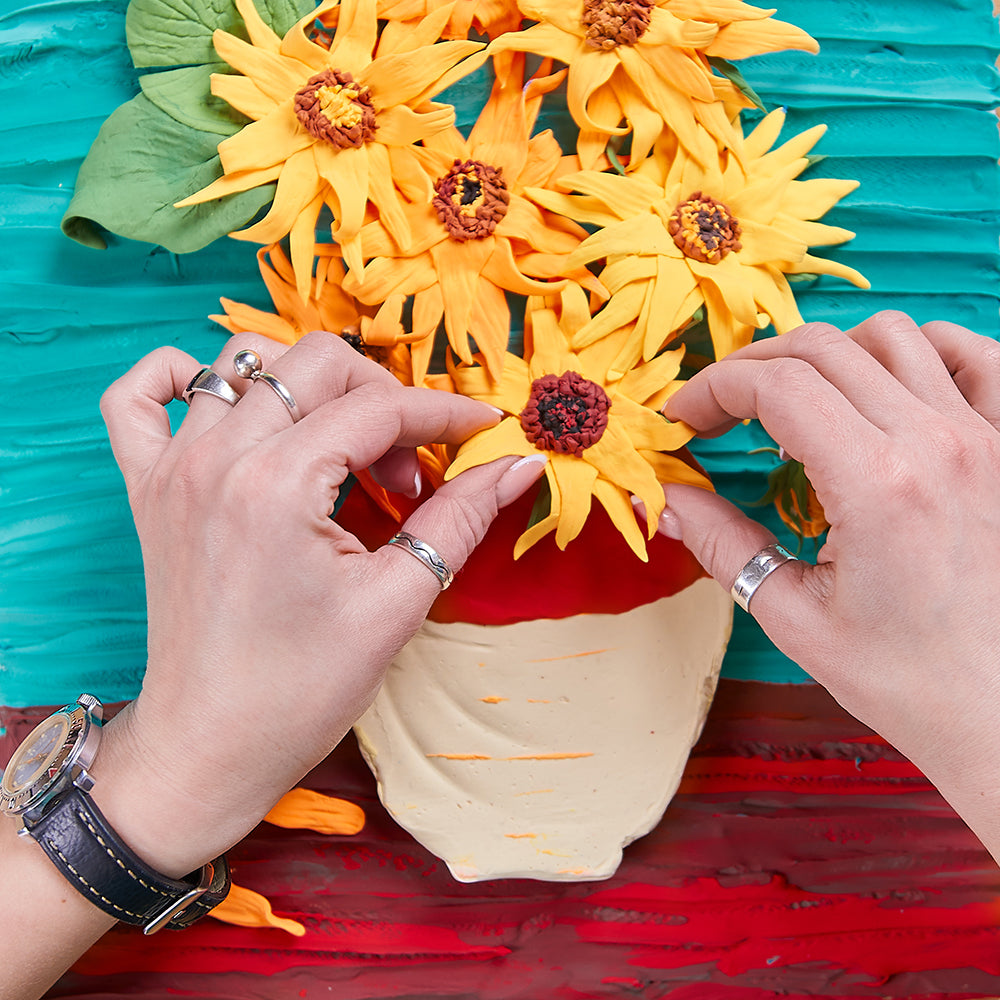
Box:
[661,311,1000,861]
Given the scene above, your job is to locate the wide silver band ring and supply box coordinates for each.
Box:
[730,543,798,612]
[232,349,300,421]
[183,368,239,407]
[387,531,454,590]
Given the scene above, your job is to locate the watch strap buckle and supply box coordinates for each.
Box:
[143,860,216,935]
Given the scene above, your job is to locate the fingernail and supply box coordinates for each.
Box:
[496,454,547,508]
[657,506,683,540]
[404,467,422,499]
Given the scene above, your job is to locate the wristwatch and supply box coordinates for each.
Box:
[1,694,230,934]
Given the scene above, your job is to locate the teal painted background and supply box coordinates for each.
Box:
[1,0,998,706]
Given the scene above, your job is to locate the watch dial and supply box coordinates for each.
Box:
[2,716,70,794]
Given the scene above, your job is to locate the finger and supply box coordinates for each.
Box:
[100,346,200,487]
[843,311,973,421]
[662,482,831,662]
[370,454,548,618]
[920,320,1000,429]
[369,446,423,498]
[664,355,885,492]
[680,321,936,435]
[221,329,419,444]
[260,381,502,504]
[174,331,282,443]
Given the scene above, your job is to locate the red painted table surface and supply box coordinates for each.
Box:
[4,680,999,1000]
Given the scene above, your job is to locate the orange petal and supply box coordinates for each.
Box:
[265,787,365,834]
[217,102,311,174]
[232,147,321,244]
[327,0,378,69]
[210,883,306,937]
[210,72,275,120]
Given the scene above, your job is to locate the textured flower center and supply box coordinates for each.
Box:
[668,191,743,264]
[520,371,611,457]
[581,0,655,49]
[294,70,377,148]
[339,325,388,368]
[432,159,510,241]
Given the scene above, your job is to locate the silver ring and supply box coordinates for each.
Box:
[232,349,300,421]
[183,368,239,407]
[387,531,454,590]
[730,543,798,612]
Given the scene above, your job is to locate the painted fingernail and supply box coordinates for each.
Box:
[496,454,547,508]
[404,467,422,499]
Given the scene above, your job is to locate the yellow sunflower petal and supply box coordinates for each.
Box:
[365,141,411,249]
[494,198,582,256]
[688,253,760,327]
[327,0,378,69]
[610,394,695,451]
[771,215,855,249]
[706,16,819,59]
[702,277,756,357]
[518,0,585,36]
[640,449,713,491]
[216,102,311,174]
[234,0,282,50]
[575,80,624,170]
[467,277,513,379]
[433,236,495,364]
[615,76,667,168]
[635,29,715,103]
[513,505,561,559]
[584,419,662,501]
[174,162,281,206]
[569,213,680,269]
[527,304,578,376]
[210,883,306,937]
[487,20,583,65]
[348,253,436,303]
[289,192,324,300]
[211,299,297,342]
[567,49,627,135]
[664,0,771,22]
[557,169,663,220]
[744,108,786,160]
[643,5,719,48]
[210,72,275,120]
[573,280,647,348]
[447,417,536,478]
[482,237,565,296]
[599,255,657,294]
[376,104,455,146]
[360,41,484,109]
[592,477,648,561]
[755,124,827,175]
[313,143,369,242]
[617,346,686,403]
[787,253,870,289]
[748,265,803,333]
[450,352,530,408]
[737,218,809,266]
[781,177,860,221]
[519,129,564,189]
[550,454,598,549]
[231,147,321,243]
[212,29,314,101]
[526,189,622,228]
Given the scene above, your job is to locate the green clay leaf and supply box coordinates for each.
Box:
[140,64,250,135]
[707,56,766,113]
[126,0,317,69]
[62,93,274,253]
[525,476,552,531]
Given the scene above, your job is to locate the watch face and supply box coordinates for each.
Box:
[2,715,71,795]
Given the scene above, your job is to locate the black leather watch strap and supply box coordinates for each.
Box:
[26,788,230,932]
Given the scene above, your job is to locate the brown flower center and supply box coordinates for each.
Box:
[520,371,611,457]
[668,191,743,264]
[432,159,510,242]
[581,0,655,50]
[294,70,377,148]
[339,325,387,367]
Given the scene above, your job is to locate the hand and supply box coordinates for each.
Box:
[89,331,546,878]
[661,311,1000,859]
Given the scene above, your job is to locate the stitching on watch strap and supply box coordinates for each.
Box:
[75,807,172,897]
[45,838,146,920]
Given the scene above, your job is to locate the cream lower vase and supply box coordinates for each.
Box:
[354,577,733,882]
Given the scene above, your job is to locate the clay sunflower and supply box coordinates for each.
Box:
[445,285,710,560]
[211,243,415,382]
[529,109,870,374]
[487,0,817,169]
[342,58,600,385]
[175,0,485,295]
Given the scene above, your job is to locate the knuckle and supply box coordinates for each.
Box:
[785,321,845,356]
[758,356,818,397]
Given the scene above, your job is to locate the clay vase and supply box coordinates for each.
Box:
[347,486,733,883]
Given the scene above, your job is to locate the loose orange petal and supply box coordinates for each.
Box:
[210,883,306,936]
[265,787,366,835]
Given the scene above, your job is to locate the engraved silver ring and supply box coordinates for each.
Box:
[183,367,239,407]
[232,349,300,421]
[730,543,798,613]
[387,531,455,590]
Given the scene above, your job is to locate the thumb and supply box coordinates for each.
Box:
[661,483,822,641]
[372,454,548,610]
